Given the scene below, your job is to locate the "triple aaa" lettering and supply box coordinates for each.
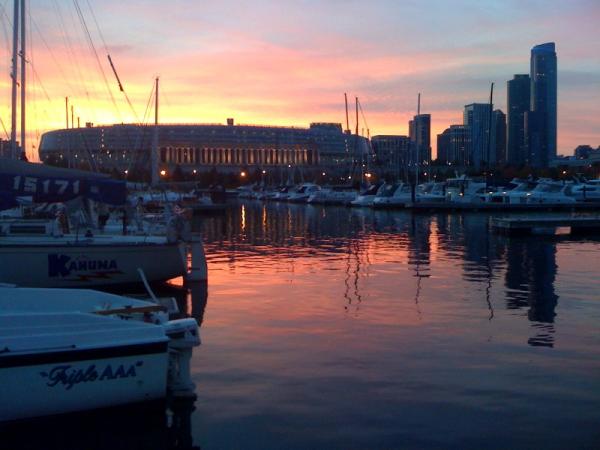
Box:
[39,361,143,390]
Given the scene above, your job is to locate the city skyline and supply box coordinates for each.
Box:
[0,0,598,160]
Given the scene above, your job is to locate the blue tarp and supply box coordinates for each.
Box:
[0,159,127,209]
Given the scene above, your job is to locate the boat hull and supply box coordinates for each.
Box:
[0,343,168,422]
[0,241,186,287]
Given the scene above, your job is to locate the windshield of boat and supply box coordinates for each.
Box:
[535,184,564,193]
[380,184,398,197]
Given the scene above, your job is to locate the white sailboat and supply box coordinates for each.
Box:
[0,286,200,422]
[0,12,194,288]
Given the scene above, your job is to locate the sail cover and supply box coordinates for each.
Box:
[0,158,127,208]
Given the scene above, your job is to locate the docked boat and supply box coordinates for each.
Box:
[569,181,600,202]
[526,180,576,204]
[445,175,490,203]
[0,219,187,287]
[372,183,412,208]
[0,286,200,422]
[487,178,538,204]
[287,183,321,203]
[307,187,358,205]
[350,183,384,207]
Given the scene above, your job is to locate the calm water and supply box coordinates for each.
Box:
[6,201,600,449]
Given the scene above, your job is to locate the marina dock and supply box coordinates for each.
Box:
[404,202,600,213]
[491,216,600,235]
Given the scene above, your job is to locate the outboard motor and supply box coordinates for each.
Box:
[164,318,201,396]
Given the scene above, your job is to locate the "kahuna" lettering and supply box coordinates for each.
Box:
[48,254,118,277]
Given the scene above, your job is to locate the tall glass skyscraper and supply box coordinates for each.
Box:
[507,74,530,165]
[529,42,557,167]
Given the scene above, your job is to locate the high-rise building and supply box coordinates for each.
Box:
[436,128,451,164]
[493,109,506,165]
[506,74,530,165]
[437,125,471,166]
[371,135,411,177]
[409,114,431,168]
[463,103,494,168]
[528,42,557,167]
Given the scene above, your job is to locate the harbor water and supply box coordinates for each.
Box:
[6,200,600,449]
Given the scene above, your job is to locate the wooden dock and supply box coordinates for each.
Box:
[491,216,600,236]
[404,202,600,213]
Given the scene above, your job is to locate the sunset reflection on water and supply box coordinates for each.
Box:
[181,201,600,449]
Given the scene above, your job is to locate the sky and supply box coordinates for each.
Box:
[0,0,599,161]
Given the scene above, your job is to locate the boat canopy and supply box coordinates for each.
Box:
[0,158,127,209]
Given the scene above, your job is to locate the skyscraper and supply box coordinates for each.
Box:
[494,109,506,165]
[506,74,530,165]
[528,42,557,167]
[463,103,493,169]
[409,114,431,168]
[437,125,470,166]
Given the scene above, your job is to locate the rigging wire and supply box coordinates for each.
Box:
[71,0,122,122]
[0,0,12,136]
[127,80,156,173]
[83,0,139,122]
[50,0,94,114]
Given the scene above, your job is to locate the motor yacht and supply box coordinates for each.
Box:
[487,179,538,204]
[526,180,576,204]
[445,176,490,203]
[287,183,321,203]
[350,183,384,207]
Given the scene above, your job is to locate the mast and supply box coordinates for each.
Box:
[10,0,19,159]
[19,0,25,159]
[356,96,362,182]
[65,97,69,128]
[486,82,494,170]
[344,93,350,133]
[151,77,159,186]
[415,93,421,186]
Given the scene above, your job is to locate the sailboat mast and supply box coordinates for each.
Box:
[151,77,159,186]
[10,0,19,159]
[486,82,494,169]
[19,0,25,159]
[415,93,421,186]
[344,93,350,133]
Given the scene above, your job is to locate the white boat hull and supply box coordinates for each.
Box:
[0,239,186,287]
[0,343,168,422]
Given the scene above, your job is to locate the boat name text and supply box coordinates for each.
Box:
[39,361,143,390]
[48,254,118,277]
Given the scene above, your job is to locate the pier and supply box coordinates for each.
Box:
[404,202,600,213]
[491,216,600,236]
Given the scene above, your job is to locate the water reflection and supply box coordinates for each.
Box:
[199,201,577,348]
[504,238,558,347]
[2,398,199,450]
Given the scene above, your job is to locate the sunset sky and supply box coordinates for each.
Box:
[0,0,598,160]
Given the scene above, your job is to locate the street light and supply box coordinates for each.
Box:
[240,171,246,177]
[160,169,166,177]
